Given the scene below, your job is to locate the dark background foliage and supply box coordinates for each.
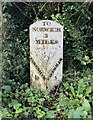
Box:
[1,2,93,119]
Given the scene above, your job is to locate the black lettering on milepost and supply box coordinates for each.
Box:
[47,58,63,80]
[35,39,58,44]
[30,56,46,81]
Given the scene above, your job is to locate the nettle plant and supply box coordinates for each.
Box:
[57,70,92,118]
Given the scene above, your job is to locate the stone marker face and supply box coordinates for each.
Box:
[30,20,63,91]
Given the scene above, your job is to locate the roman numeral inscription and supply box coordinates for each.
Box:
[30,20,63,91]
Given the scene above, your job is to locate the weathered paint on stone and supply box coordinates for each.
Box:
[30,20,63,91]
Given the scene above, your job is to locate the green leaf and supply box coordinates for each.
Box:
[68,107,83,118]
[68,109,79,118]
[71,5,75,10]
[76,8,79,12]
[44,108,49,112]
[45,111,56,118]
[81,111,87,118]
[81,9,84,14]
[14,113,19,118]
[82,98,91,112]
[11,100,21,110]
[0,22,2,27]
[2,85,11,93]
[70,86,75,97]
[36,109,45,118]
[22,112,29,116]
[6,113,13,117]
[59,99,66,106]
[63,82,69,89]
[84,56,89,61]
[56,13,61,19]
[15,108,23,113]
[85,87,91,95]
[43,90,49,95]
[0,111,2,119]
[81,61,86,66]
[2,108,8,118]
[77,79,86,95]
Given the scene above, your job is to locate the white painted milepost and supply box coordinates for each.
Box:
[30,20,63,91]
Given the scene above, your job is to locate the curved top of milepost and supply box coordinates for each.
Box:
[30,20,63,28]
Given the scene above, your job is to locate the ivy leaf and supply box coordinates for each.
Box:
[44,108,49,112]
[2,85,11,93]
[71,5,75,10]
[15,108,23,114]
[45,111,56,118]
[84,56,89,61]
[22,112,29,116]
[81,61,86,66]
[59,99,66,106]
[11,100,21,110]
[81,9,84,14]
[2,108,8,118]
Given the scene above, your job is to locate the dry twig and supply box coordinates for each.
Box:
[13,2,33,20]
[36,2,47,18]
[67,2,88,22]
[75,2,91,25]
[83,14,93,25]
[19,1,47,20]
